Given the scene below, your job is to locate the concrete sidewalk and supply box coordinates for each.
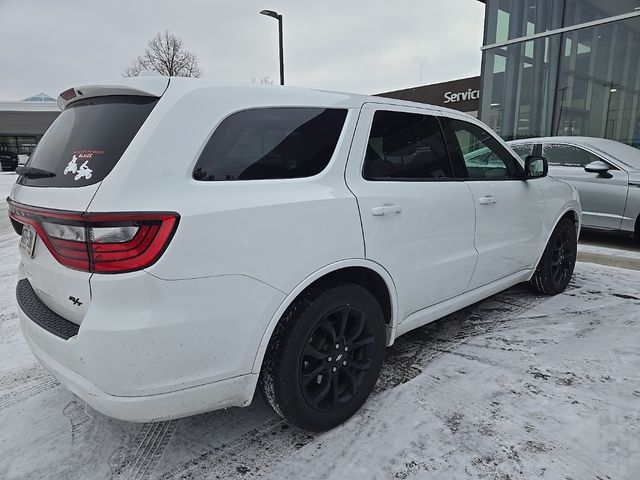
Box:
[577,251,640,270]
[577,239,640,270]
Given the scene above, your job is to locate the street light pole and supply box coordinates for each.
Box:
[260,10,284,85]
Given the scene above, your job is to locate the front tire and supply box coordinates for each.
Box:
[530,218,577,295]
[259,282,386,432]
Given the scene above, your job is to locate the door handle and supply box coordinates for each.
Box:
[371,205,403,216]
[478,196,496,205]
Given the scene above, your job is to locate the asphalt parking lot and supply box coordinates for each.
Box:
[0,173,638,479]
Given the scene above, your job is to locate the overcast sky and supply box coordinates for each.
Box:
[0,0,485,100]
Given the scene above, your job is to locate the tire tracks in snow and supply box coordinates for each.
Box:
[0,311,19,344]
[159,419,316,480]
[0,364,59,412]
[154,285,550,479]
[110,420,181,480]
[376,286,547,391]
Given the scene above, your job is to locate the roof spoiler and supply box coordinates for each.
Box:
[57,76,170,110]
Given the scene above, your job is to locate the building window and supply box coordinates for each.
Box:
[481,1,640,148]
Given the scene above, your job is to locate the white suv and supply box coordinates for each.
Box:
[10,77,580,432]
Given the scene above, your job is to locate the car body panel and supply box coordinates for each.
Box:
[87,84,365,292]
[547,164,628,230]
[345,103,478,321]
[509,136,639,235]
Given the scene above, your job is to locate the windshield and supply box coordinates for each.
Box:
[18,95,158,187]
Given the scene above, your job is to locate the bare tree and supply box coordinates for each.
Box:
[125,31,202,77]
[250,75,274,85]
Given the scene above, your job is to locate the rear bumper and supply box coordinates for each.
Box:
[17,269,285,421]
[21,315,257,422]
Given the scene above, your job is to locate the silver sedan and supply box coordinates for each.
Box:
[508,137,640,239]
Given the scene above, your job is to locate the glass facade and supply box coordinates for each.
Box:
[0,136,39,156]
[480,0,640,147]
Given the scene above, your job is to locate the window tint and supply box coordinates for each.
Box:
[17,96,158,187]
[193,108,347,181]
[543,144,606,167]
[446,119,523,179]
[510,143,535,161]
[363,111,452,181]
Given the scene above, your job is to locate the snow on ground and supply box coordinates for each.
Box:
[0,172,639,479]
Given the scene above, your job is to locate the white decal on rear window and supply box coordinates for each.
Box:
[64,154,94,181]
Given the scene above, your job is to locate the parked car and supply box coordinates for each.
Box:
[509,137,640,239]
[18,154,30,167]
[9,78,581,432]
[0,144,18,171]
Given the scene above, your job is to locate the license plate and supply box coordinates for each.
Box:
[19,224,37,258]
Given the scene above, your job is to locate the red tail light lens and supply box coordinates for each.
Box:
[8,200,179,274]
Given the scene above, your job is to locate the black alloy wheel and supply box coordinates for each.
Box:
[550,227,575,287]
[530,217,577,295]
[259,282,385,432]
[299,304,376,412]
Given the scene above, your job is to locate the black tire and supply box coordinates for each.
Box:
[530,218,577,295]
[259,281,386,432]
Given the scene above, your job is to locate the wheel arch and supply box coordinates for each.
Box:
[251,259,399,374]
[530,205,581,277]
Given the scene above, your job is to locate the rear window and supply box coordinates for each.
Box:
[18,95,158,187]
[192,107,347,181]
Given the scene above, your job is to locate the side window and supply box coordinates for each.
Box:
[445,118,523,180]
[193,108,347,181]
[363,111,453,181]
[543,144,609,168]
[510,143,535,161]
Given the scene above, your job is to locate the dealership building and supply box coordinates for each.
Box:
[378,76,481,117]
[478,0,640,147]
[0,94,60,157]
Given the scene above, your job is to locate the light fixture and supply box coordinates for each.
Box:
[490,103,501,106]
[260,10,285,85]
[610,88,618,92]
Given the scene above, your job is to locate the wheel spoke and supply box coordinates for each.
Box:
[350,334,376,350]
[337,306,349,339]
[301,364,328,387]
[342,367,359,396]
[303,343,327,360]
[309,375,332,407]
[345,313,366,343]
[331,373,340,403]
[347,359,372,371]
[317,322,337,344]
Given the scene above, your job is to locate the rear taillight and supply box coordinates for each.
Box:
[8,200,179,274]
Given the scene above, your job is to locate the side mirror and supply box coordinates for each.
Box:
[524,155,548,179]
[584,160,611,176]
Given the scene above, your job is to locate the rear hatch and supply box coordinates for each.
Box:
[9,77,169,325]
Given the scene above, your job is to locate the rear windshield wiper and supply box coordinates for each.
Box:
[15,166,56,178]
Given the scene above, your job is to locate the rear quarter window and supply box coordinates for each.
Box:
[192,107,347,181]
[18,95,158,187]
